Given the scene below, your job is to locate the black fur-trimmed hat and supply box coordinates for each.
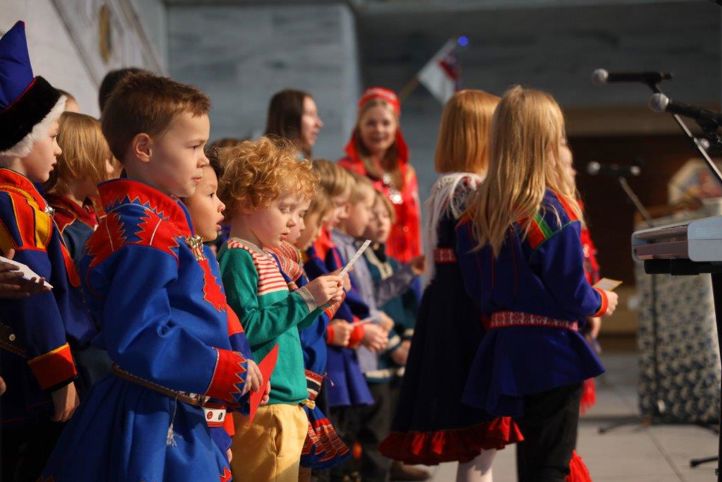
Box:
[0,21,64,158]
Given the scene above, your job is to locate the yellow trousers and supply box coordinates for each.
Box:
[230,404,308,482]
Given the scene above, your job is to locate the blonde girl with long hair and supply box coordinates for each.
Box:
[379,90,522,482]
[45,112,114,263]
[456,86,618,482]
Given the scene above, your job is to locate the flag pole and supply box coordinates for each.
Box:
[398,76,420,102]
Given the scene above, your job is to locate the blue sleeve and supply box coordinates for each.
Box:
[529,221,603,320]
[89,245,242,397]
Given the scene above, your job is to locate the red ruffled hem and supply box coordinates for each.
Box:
[580,378,596,415]
[567,450,592,482]
[379,417,524,465]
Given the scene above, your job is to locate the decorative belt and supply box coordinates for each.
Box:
[112,364,208,407]
[433,248,456,264]
[488,311,578,331]
[305,369,324,402]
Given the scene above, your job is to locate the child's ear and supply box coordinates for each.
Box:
[131,133,153,164]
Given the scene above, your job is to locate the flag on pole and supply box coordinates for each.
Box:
[418,39,460,104]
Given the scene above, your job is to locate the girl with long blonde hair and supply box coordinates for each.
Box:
[380,90,523,482]
[45,112,114,263]
[457,86,618,482]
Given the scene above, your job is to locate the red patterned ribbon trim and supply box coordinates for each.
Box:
[489,311,578,331]
[433,248,456,263]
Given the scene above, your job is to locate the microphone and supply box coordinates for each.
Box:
[649,93,722,129]
[586,161,641,177]
[592,68,672,86]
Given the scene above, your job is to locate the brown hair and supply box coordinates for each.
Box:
[98,67,147,112]
[313,159,354,199]
[434,90,500,174]
[206,137,246,176]
[353,98,402,189]
[46,112,111,194]
[101,73,210,162]
[218,137,318,216]
[265,89,311,156]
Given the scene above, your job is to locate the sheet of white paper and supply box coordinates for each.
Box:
[593,277,622,291]
[0,256,53,289]
[339,240,372,277]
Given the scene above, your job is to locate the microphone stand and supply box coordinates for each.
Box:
[597,176,662,434]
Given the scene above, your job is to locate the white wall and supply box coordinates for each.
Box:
[2,0,101,116]
[168,3,362,160]
[2,0,165,117]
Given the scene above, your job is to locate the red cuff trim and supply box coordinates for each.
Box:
[324,292,346,320]
[206,348,248,405]
[592,288,608,317]
[348,323,365,348]
[28,343,76,390]
[326,324,335,344]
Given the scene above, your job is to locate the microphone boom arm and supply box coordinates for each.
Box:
[647,83,722,186]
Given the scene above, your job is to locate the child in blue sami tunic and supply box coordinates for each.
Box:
[456,86,618,482]
[182,155,261,462]
[267,193,351,475]
[0,21,94,482]
[42,72,263,482]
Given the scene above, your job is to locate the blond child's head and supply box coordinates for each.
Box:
[312,159,354,229]
[295,194,332,251]
[434,89,500,175]
[468,85,581,254]
[219,137,317,248]
[339,171,375,239]
[45,112,112,201]
[101,73,211,198]
[364,189,395,244]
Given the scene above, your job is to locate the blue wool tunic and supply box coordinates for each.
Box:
[456,189,605,417]
[42,179,252,482]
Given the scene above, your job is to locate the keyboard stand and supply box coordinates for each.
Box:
[645,259,722,480]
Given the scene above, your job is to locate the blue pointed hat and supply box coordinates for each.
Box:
[0,21,63,156]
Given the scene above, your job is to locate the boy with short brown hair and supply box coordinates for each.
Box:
[42,72,261,482]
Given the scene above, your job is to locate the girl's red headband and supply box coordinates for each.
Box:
[358,87,400,116]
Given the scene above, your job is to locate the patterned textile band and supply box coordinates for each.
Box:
[0,321,26,358]
[489,311,578,332]
[306,369,324,402]
[433,248,457,264]
[112,364,208,407]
